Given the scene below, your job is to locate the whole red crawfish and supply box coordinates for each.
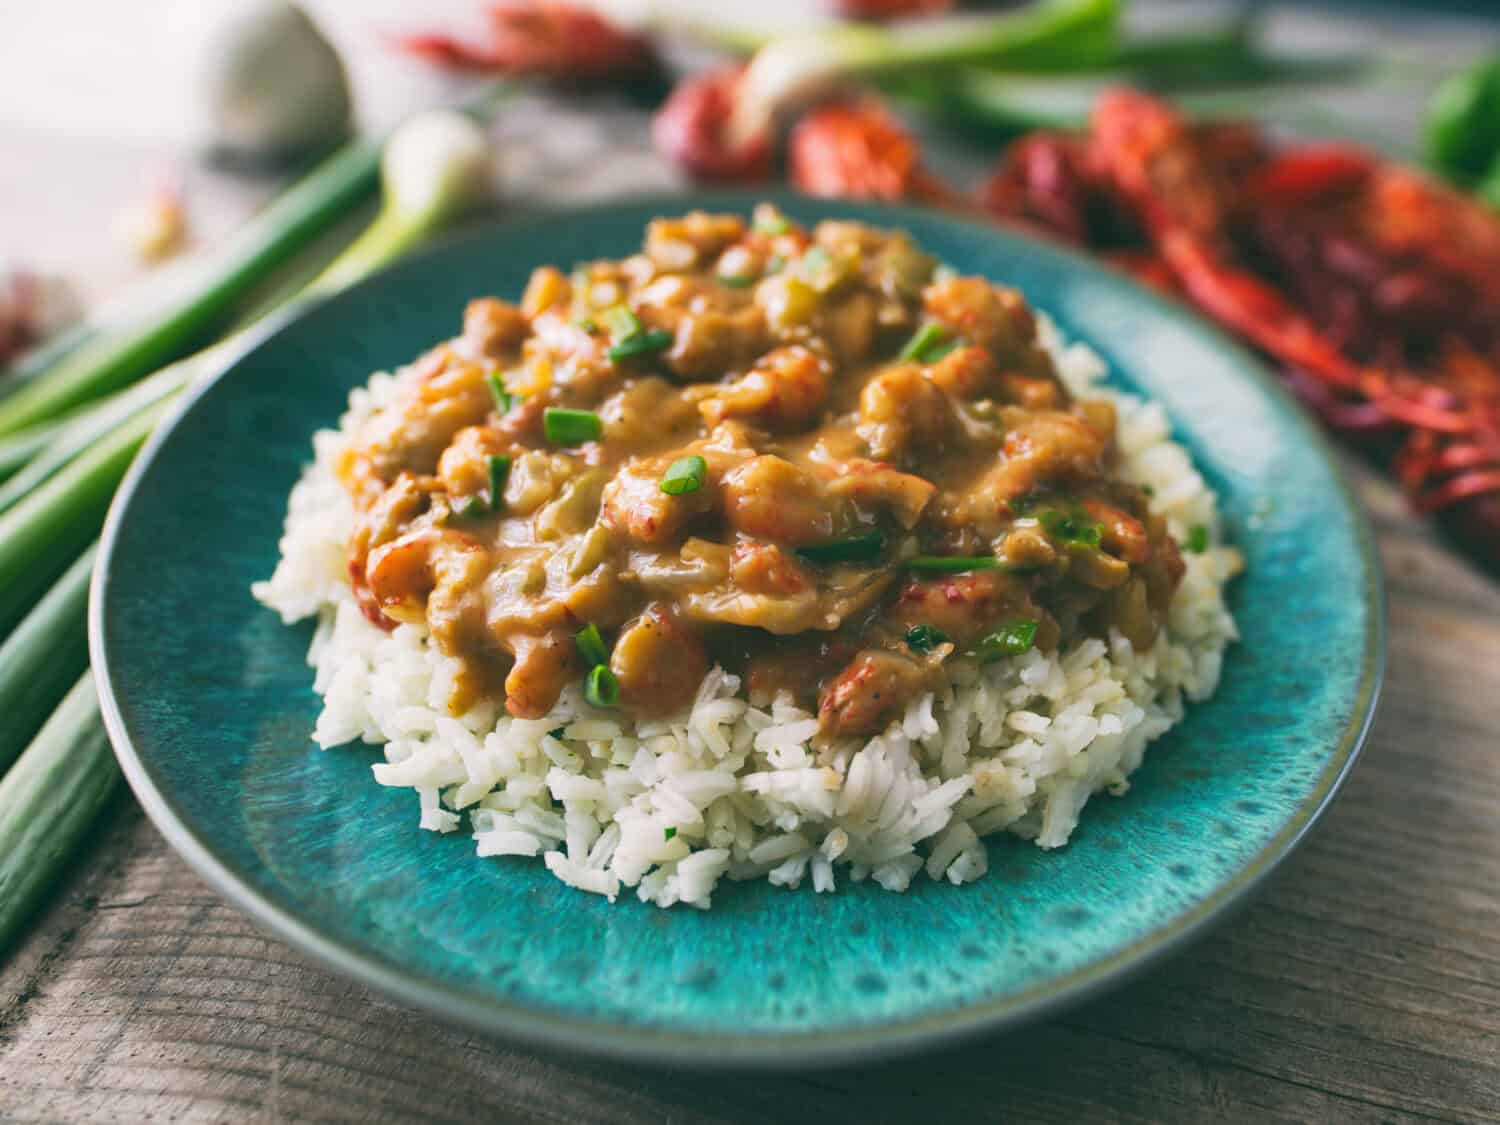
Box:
[976,89,1500,567]
[394,2,655,81]
[833,0,956,18]
[653,65,774,183]
[789,100,958,205]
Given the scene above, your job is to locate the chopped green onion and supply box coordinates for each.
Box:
[607,328,673,363]
[719,273,756,288]
[602,305,642,341]
[1140,483,1156,497]
[487,454,511,511]
[548,726,566,740]
[450,494,488,520]
[576,623,610,668]
[486,372,513,413]
[976,619,1039,662]
[659,455,707,496]
[907,555,1003,574]
[904,624,951,653]
[795,531,886,564]
[1186,525,1209,553]
[584,664,621,708]
[900,322,953,363]
[664,826,678,841]
[753,208,791,235]
[574,316,598,333]
[765,254,786,274]
[1039,508,1103,548]
[543,407,602,446]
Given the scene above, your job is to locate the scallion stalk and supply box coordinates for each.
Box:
[0,138,383,437]
[0,545,93,774]
[726,0,1119,146]
[0,363,187,515]
[0,399,169,633]
[0,674,120,954]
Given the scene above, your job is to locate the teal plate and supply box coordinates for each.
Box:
[91,192,1383,1067]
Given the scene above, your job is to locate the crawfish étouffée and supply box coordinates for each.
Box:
[339,207,1185,737]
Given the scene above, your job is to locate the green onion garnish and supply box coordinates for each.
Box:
[1140,483,1155,497]
[548,726,566,739]
[607,329,673,363]
[450,494,488,521]
[905,625,952,653]
[576,623,609,668]
[664,826,677,841]
[795,532,886,564]
[485,371,512,413]
[754,210,791,235]
[574,316,598,333]
[487,455,511,512]
[765,254,786,274]
[659,455,707,496]
[719,273,756,288]
[584,664,620,708]
[543,407,602,446]
[900,322,953,363]
[1186,525,1209,553]
[602,305,641,341]
[976,619,1039,662]
[1039,509,1103,548]
[907,556,1003,573]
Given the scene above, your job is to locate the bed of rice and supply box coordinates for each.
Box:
[253,316,1240,909]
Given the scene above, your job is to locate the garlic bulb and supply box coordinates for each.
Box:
[197,0,352,162]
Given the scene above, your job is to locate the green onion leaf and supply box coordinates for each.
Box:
[548,726,566,740]
[574,316,598,333]
[900,322,951,363]
[451,494,488,520]
[1140,483,1155,497]
[1186,525,1209,553]
[485,371,512,414]
[795,531,886,564]
[487,454,511,512]
[664,826,677,841]
[718,273,756,288]
[543,407,602,446]
[602,305,641,341]
[976,620,1039,662]
[607,329,673,363]
[584,664,621,708]
[907,555,1003,574]
[576,623,610,668]
[905,624,952,653]
[660,455,707,496]
[1039,508,1103,548]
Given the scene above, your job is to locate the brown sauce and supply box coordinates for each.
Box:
[337,206,1185,738]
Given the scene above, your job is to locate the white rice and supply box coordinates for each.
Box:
[253,316,1239,909]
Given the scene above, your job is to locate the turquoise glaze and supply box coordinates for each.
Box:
[91,192,1382,1066]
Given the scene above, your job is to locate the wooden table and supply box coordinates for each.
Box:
[3,4,1500,1121]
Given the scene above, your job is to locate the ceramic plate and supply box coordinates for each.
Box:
[91,192,1383,1067]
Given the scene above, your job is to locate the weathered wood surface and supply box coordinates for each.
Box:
[2,462,1497,1124]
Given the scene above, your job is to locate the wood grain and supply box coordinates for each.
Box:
[2,463,1497,1125]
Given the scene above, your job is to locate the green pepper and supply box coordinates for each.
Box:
[1425,54,1500,183]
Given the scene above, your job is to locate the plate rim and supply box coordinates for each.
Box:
[90,189,1386,1068]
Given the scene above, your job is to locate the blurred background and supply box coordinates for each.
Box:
[2,0,1497,299]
